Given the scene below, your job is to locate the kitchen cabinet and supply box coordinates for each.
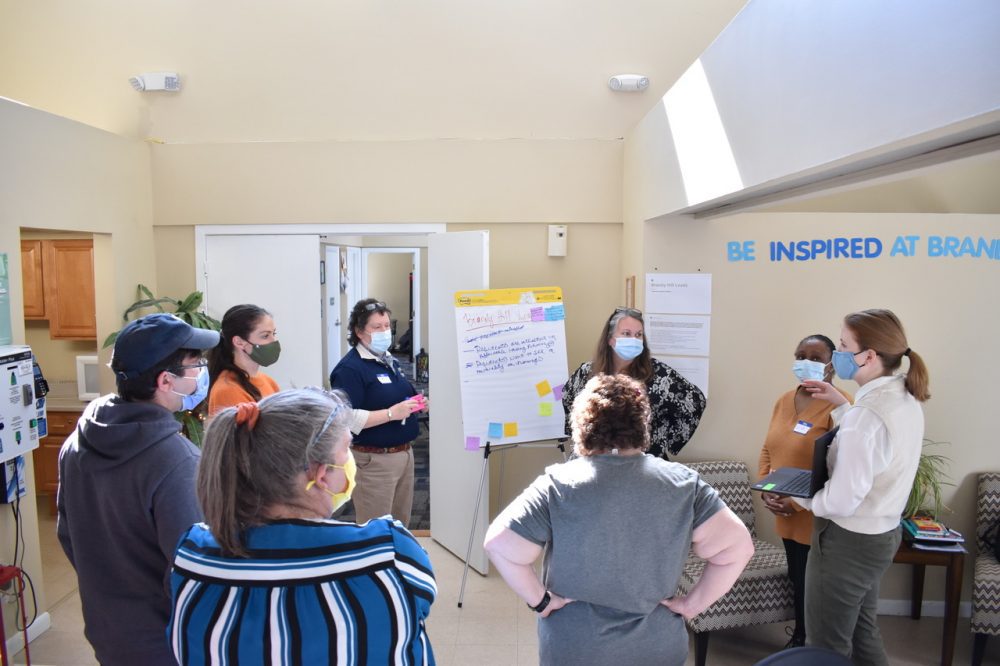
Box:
[33,409,82,516]
[20,239,96,340]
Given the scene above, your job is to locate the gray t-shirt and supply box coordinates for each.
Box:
[498,454,723,665]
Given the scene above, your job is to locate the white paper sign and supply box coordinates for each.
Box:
[655,355,710,398]
[646,314,711,356]
[645,273,712,314]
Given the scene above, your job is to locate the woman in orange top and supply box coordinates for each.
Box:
[207,304,281,415]
[758,333,851,649]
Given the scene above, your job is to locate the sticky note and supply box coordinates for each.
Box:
[538,403,553,416]
[465,436,480,451]
[544,304,565,321]
[530,306,544,322]
[503,422,518,437]
[535,379,552,397]
[488,422,504,439]
[553,384,564,400]
[763,483,775,491]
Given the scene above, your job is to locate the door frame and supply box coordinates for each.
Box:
[360,246,421,372]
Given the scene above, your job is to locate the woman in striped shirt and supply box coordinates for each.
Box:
[168,388,436,665]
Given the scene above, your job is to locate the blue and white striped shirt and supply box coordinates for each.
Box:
[168,518,436,665]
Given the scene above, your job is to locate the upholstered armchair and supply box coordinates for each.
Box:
[972,472,1000,666]
[678,461,796,666]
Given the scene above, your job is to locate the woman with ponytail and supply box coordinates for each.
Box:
[207,304,281,415]
[795,309,930,664]
[168,389,436,665]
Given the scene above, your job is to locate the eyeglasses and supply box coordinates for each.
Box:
[171,360,208,372]
[613,307,643,319]
[363,302,387,312]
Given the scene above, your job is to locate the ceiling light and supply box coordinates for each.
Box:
[128,72,181,92]
[609,74,650,92]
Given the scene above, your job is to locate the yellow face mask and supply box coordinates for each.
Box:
[306,451,357,514]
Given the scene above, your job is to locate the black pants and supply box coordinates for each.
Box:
[783,538,810,638]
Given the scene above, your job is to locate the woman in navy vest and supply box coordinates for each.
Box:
[329,298,427,526]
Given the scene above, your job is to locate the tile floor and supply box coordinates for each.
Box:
[13,498,999,665]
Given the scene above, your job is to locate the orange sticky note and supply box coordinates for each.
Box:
[503,422,518,437]
[535,380,552,397]
[538,402,553,416]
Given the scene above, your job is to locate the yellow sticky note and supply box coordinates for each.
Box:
[538,402,553,416]
[535,380,552,397]
[503,422,518,437]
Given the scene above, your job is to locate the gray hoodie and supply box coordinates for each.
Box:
[57,394,202,666]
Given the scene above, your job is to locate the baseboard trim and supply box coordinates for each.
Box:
[877,599,972,618]
[4,610,51,658]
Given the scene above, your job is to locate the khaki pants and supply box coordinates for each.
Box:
[805,517,902,666]
[350,447,414,527]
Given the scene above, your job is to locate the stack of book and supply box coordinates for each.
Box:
[901,517,966,553]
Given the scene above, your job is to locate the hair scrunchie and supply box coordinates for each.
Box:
[234,402,260,431]
[904,347,912,357]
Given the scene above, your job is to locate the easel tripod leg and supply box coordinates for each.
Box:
[458,445,491,608]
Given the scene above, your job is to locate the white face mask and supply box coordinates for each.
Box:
[613,337,643,362]
[792,359,827,382]
[368,330,392,355]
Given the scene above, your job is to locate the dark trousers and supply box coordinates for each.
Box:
[783,538,810,639]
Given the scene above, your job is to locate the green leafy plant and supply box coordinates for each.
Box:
[102,284,221,349]
[102,284,221,445]
[903,439,953,519]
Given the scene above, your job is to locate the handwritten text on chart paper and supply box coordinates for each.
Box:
[461,335,559,376]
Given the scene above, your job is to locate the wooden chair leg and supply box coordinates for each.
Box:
[694,631,709,666]
[972,632,988,666]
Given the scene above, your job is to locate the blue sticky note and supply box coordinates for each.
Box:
[488,422,504,439]
[544,304,565,321]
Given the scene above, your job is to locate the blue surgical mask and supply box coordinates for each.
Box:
[368,330,392,355]
[613,337,643,362]
[179,367,210,411]
[792,359,827,382]
[832,350,865,381]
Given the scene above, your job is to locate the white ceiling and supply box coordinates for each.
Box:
[0,0,747,142]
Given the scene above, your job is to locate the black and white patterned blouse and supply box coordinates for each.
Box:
[561,358,707,459]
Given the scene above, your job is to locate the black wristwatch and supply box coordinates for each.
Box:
[528,590,552,613]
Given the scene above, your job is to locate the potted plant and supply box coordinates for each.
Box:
[903,439,953,520]
[103,285,221,445]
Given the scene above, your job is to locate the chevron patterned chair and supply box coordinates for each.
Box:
[972,471,1000,666]
[679,461,796,666]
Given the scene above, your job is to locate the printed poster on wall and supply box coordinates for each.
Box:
[646,273,712,397]
[454,287,569,449]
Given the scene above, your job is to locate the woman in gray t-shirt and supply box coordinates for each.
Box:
[484,374,754,666]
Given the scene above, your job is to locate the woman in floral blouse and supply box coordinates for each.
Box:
[561,307,706,459]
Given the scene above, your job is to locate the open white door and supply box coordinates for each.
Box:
[201,234,323,390]
[428,230,490,573]
[323,245,342,382]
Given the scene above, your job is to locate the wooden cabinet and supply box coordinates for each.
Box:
[20,239,96,340]
[20,240,46,319]
[33,409,83,515]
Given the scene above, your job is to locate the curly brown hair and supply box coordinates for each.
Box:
[570,374,651,455]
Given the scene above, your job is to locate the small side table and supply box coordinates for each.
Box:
[893,539,966,666]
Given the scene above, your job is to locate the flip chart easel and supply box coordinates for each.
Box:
[457,438,569,608]
[452,287,571,607]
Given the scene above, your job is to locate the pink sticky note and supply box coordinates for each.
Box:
[530,306,544,322]
[465,436,480,451]
[553,384,564,400]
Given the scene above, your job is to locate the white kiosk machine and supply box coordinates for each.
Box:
[0,345,41,502]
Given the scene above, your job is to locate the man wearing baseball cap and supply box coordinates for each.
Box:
[57,313,220,665]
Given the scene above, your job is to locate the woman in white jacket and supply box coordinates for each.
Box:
[797,308,931,665]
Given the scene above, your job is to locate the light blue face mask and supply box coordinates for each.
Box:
[368,330,392,355]
[832,349,866,381]
[792,359,827,382]
[613,337,643,362]
[179,367,210,411]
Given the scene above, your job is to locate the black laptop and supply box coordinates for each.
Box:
[751,426,839,498]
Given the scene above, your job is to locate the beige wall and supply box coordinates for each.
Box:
[641,211,998,604]
[0,99,156,633]
[367,252,414,340]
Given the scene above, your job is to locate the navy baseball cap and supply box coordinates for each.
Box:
[112,313,220,379]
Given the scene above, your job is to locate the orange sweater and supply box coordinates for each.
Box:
[757,386,853,545]
[208,370,279,416]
